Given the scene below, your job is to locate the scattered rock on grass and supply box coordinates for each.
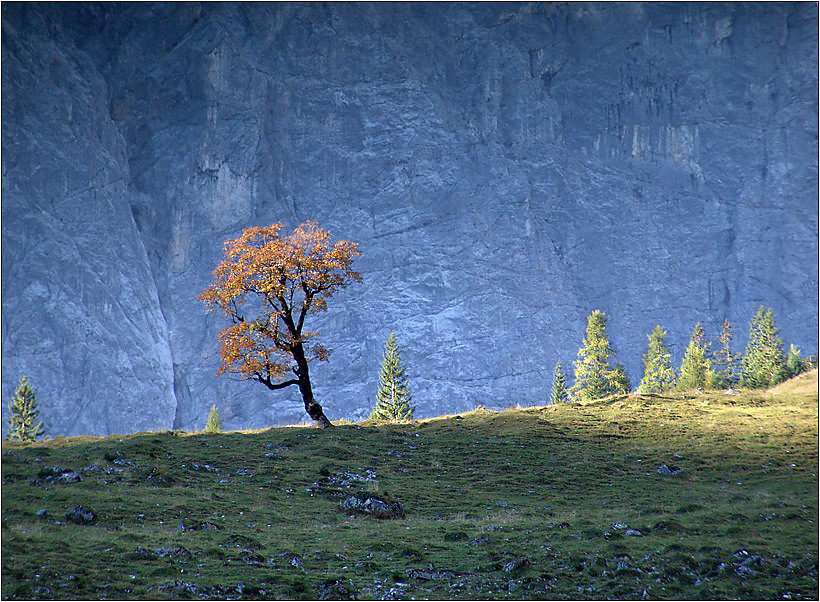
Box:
[177,520,219,531]
[134,546,192,560]
[502,557,530,573]
[65,505,96,524]
[189,463,218,472]
[317,579,357,600]
[732,549,763,577]
[340,494,404,519]
[54,470,82,484]
[31,467,82,485]
[273,551,304,569]
[657,463,682,476]
[406,566,463,581]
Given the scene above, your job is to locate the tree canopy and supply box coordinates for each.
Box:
[740,306,787,389]
[677,322,714,391]
[638,325,676,394]
[713,318,742,388]
[571,310,619,402]
[7,376,45,442]
[199,221,362,427]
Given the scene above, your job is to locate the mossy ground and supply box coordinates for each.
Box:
[2,371,817,600]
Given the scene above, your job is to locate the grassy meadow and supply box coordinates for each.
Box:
[2,371,818,600]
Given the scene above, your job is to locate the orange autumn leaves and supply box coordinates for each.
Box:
[198,221,362,385]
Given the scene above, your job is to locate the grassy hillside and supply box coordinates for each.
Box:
[2,372,818,600]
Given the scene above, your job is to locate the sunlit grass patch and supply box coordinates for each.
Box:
[2,372,817,599]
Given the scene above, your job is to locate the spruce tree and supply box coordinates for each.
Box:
[689,322,708,350]
[550,360,569,404]
[610,362,631,395]
[638,325,676,393]
[570,310,617,402]
[786,344,804,378]
[678,322,714,391]
[7,376,45,442]
[713,318,742,388]
[740,306,787,388]
[205,404,223,433]
[369,332,414,422]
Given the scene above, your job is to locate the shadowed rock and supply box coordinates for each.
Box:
[65,505,96,524]
[340,494,405,519]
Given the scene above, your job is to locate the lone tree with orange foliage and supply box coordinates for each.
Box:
[198,221,362,428]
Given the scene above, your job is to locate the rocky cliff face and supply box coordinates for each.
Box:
[2,2,817,436]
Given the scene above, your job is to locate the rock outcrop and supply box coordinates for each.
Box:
[2,3,817,435]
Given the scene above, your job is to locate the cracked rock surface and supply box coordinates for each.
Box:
[2,3,817,435]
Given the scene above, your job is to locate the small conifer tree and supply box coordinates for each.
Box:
[550,360,569,404]
[570,310,618,402]
[678,322,714,390]
[638,325,676,393]
[740,307,787,388]
[205,404,223,433]
[713,318,742,388]
[7,376,45,442]
[369,332,414,422]
[785,344,805,378]
[609,362,631,395]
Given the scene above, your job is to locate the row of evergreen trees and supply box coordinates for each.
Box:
[551,306,813,404]
[6,306,811,440]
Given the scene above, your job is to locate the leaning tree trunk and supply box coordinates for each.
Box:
[293,345,333,428]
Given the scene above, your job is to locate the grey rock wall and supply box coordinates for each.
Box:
[2,2,817,436]
[1,3,177,435]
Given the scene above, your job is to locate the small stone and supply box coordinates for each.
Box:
[502,558,530,573]
[317,579,356,600]
[158,546,191,558]
[241,552,265,565]
[190,463,217,472]
[340,493,404,519]
[657,463,682,475]
[178,520,219,531]
[36,508,49,519]
[625,529,642,537]
[55,471,82,484]
[65,505,97,524]
[406,567,459,581]
[134,546,158,559]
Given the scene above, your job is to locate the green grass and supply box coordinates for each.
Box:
[2,371,818,600]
